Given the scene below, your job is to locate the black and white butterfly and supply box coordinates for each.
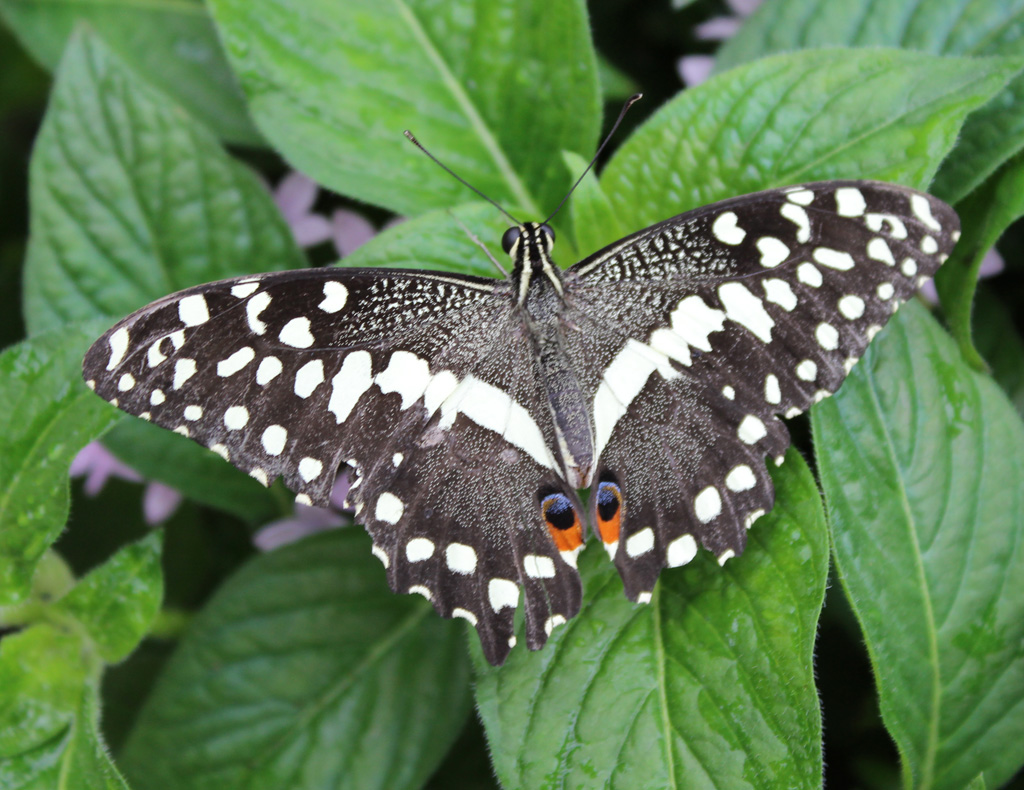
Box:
[84,178,958,665]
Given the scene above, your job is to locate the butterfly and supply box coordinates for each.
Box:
[83,176,958,665]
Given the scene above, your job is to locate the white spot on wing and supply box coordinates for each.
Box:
[726,465,756,492]
[835,187,866,217]
[719,282,774,343]
[786,189,814,206]
[150,389,165,406]
[797,263,823,287]
[279,317,314,348]
[797,359,817,381]
[453,608,478,626]
[299,457,323,481]
[318,281,348,313]
[224,405,249,430]
[763,278,797,311]
[178,294,210,326]
[667,534,698,567]
[261,424,288,456]
[231,282,259,298]
[911,194,941,230]
[544,615,565,635]
[173,358,197,390]
[376,350,431,409]
[838,295,866,320]
[524,554,556,579]
[626,527,655,557]
[377,492,405,524]
[328,351,373,423]
[118,373,135,391]
[488,578,519,611]
[294,359,325,398]
[757,236,790,268]
[780,202,810,242]
[694,486,721,522]
[765,374,781,404]
[246,292,272,335]
[446,543,477,575]
[738,415,766,444]
[184,405,202,421]
[712,211,746,245]
[867,237,895,265]
[816,323,839,350]
[814,247,855,271]
[217,347,255,377]
[405,537,434,561]
[257,356,283,385]
[877,282,895,300]
[107,327,129,371]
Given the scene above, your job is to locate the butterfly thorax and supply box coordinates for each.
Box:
[506,222,594,489]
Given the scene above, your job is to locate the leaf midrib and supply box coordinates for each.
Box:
[863,326,941,790]
[392,0,539,218]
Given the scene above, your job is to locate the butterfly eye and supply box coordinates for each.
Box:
[539,223,556,244]
[501,226,521,254]
[540,492,584,554]
[595,481,623,547]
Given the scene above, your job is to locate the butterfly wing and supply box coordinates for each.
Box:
[564,180,959,598]
[84,266,582,664]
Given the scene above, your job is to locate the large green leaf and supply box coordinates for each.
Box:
[120,529,472,790]
[933,151,1024,367]
[0,534,163,789]
[52,531,164,664]
[22,30,304,336]
[0,324,118,606]
[812,301,1024,790]
[602,49,1018,234]
[206,0,601,218]
[476,450,828,790]
[0,0,259,144]
[714,0,1024,205]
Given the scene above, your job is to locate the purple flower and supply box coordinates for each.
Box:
[252,473,353,552]
[272,171,334,248]
[678,0,764,87]
[270,170,404,259]
[70,441,182,525]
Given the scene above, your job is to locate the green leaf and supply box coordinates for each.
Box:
[339,202,510,278]
[475,450,828,790]
[120,529,473,790]
[596,54,637,101]
[52,532,163,664]
[934,151,1024,367]
[561,150,626,258]
[714,0,1024,205]
[973,287,1024,419]
[0,535,164,788]
[0,0,260,144]
[101,419,281,526]
[602,49,1018,234]
[22,29,304,336]
[207,0,601,218]
[811,301,1024,790]
[0,323,119,606]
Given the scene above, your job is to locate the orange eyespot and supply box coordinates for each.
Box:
[541,492,584,552]
[595,481,622,544]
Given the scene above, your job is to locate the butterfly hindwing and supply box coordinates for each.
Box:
[83,266,583,664]
[565,181,959,596]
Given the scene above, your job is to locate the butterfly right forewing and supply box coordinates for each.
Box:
[564,181,959,597]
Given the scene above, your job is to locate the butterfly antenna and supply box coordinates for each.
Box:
[403,130,521,226]
[543,93,643,226]
[447,209,509,277]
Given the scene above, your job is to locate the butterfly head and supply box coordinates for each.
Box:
[501,222,555,262]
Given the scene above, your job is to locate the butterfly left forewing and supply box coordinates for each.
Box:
[565,181,959,596]
[84,265,583,664]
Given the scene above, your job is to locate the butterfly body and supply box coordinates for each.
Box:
[84,180,958,665]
